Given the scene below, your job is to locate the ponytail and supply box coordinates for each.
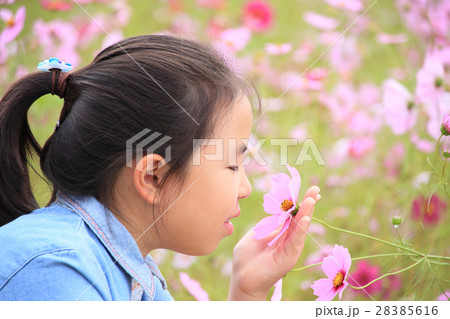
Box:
[0,72,54,226]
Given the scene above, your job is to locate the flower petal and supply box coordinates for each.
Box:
[252,214,281,240]
[322,253,342,278]
[286,164,301,204]
[332,244,352,272]
[311,278,338,301]
[267,217,290,246]
[338,281,348,300]
[263,193,283,215]
[271,279,282,301]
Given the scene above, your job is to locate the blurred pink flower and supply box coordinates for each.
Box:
[416,52,445,104]
[289,124,308,141]
[292,41,314,63]
[348,137,375,159]
[382,79,417,135]
[280,71,323,91]
[243,1,273,32]
[265,42,292,55]
[381,275,402,300]
[442,114,450,135]
[347,260,382,296]
[303,11,339,30]
[0,1,15,4]
[377,33,408,44]
[411,194,447,225]
[217,26,251,53]
[425,92,450,140]
[329,36,361,75]
[437,291,450,301]
[271,279,282,301]
[33,19,80,68]
[41,0,73,11]
[206,17,226,39]
[169,13,199,36]
[179,272,210,301]
[326,0,363,12]
[383,142,405,178]
[252,164,301,247]
[0,6,25,45]
[197,0,226,9]
[410,132,434,153]
[306,245,333,265]
[311,245,351,301]
[172,253,197,269]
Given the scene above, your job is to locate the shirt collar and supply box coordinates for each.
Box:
[56,192,168,299]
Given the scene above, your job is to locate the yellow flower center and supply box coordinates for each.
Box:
[333,272,344,288]
[280,199,294,212]
[6,18,15,27]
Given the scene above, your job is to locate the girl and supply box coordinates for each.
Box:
[0,34,319,301]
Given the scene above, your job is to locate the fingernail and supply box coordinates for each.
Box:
[304,216,311,229]
[316,194,321,201]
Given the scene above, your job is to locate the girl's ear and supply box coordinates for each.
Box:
[133,154,168,204]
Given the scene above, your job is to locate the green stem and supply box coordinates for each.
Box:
[349,257,425,290]
[436,134,443,168]
[291,253,415,272]
[312,217,424,256]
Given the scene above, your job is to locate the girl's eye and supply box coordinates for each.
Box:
[228,166,239,172]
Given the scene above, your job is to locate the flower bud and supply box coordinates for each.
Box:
[441,114,450,136]
[391,216,403,226]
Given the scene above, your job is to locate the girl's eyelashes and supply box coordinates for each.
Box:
[228,166,239,172]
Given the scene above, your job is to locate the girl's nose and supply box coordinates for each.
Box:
[238,167,252,199]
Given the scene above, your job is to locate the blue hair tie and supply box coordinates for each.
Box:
[37,57,73,72]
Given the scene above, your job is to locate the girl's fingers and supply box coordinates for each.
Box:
[303,186,320,202]
[282,197,315,257]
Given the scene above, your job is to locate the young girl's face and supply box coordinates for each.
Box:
[159,95,253,255]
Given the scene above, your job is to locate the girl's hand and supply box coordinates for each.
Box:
[228,186,319,300]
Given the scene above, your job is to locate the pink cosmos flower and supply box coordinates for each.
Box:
[41,0,73,11]
[410,133,434,153]
[303,11,339,31]
[243,1,273,33]
[252,164,301,247]
[416,52,445,104]
[441,114,450,135]
[0,6,25,45]
[382,79,417,135]
[411,194,447,225]
[347,260,382,296]
[216,26,251,53]
[271,279,282,301]
[348,137,375,159]
[329,36,361,75]
[33,19,80,68]
[280,71,323,91]
[326,0,363,12]
[311,245,351,301]
[437,291,450,301]
[377,33,408,44]
[265,43,292,55]
[179,272,210,301]
[197,0,226,10]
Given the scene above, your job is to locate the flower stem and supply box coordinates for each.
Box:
[348,257,425,290]
[312,217,424,256]
[290,253,415,272]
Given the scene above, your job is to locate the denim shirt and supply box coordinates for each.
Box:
[0,192,173,301]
